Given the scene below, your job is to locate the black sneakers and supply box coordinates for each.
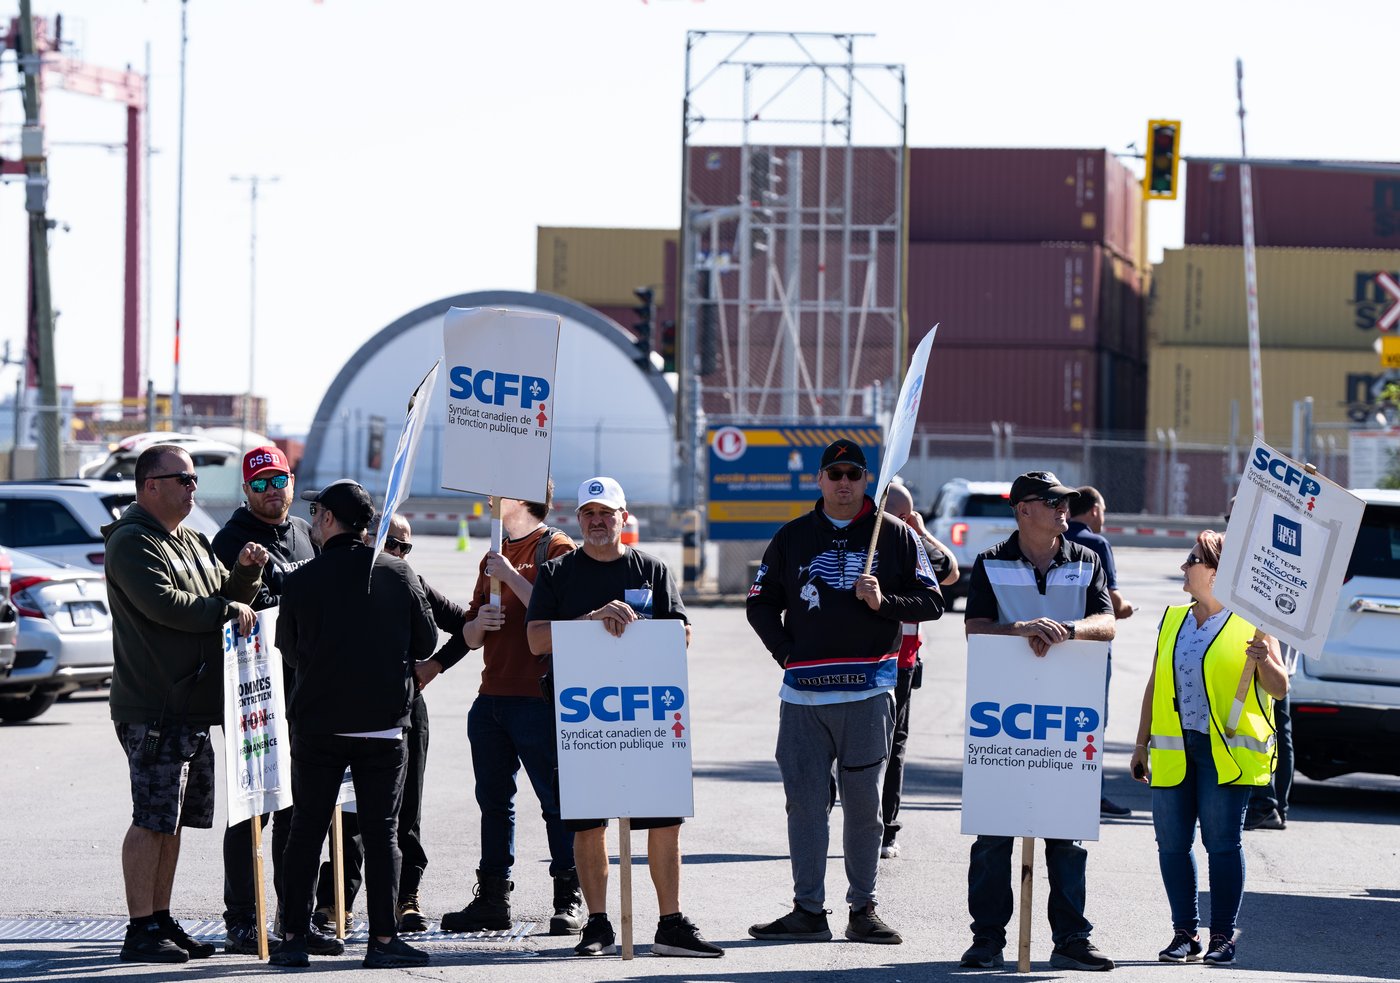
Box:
[363,936,430,969]
[268,936,309,968]
[550,871,586,936]
[574,914,617,956]
[1100,797,1133,818]
[960,938,1005,969]
[157,914,214,959]
[119,921,189,964]
[653,914,723,958]
[303,926,345,956]
[1159,929,1203,962]
[1050,937,1115,971]
[748,905,832,941]
[1203,933,1238,965]
[846,904,902,944]
[1244,808,1286,831]
[224,921,261,955]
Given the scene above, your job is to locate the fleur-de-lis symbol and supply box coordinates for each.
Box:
[1074,711,1090,728]
[660,689,676,707]
[529,380,543,398]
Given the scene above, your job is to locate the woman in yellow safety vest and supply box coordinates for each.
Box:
[1128,530,1287,968]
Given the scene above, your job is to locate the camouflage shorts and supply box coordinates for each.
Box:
[114,721,216,834]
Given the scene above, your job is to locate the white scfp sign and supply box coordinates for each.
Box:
[441,307,560,501]
[222,608,292,826]
[1217,437,1365,654]
[552,620,694,820]
[961,635,1108,842]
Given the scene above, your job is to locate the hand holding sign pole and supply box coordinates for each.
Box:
[863,326,937,575]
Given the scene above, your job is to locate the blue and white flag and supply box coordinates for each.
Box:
[372,360,441,562]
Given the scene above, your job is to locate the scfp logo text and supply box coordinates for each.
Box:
[559,686,685,723]
[1252,448,1322,499]
[448,366,550,409]
[969,702,1100,741]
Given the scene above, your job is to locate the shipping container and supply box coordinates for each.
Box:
[911,342,1098,434]
[687,145,902,230]
[536,227,676,306]
[907,148,1141,262]
[908,242,1143,357]
[1185,160,1400,250]
[1149,245,1400,349]
[1146,344,1387,443]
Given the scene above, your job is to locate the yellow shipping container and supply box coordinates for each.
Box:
[536,227,676,306]
[1149,245,1400,349]
[1147,344,1386,442]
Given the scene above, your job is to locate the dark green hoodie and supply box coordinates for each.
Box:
[104,503,261,726]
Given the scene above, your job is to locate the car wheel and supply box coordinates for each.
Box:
[0,691,59,722]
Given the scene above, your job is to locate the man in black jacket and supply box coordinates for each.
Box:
[269,480,438,970]
[746,439,944,947]
[211,445,318,954]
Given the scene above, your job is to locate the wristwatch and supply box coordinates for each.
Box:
[1062,621,1077,640]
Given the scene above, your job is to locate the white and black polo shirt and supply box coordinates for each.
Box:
[963,532,1112,624]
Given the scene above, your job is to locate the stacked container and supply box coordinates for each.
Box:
[905,149,1147,434]
[534,227,678,333]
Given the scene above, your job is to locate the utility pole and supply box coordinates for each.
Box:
[230,174,278,446]
[172,0,189,427]
[17,0,61,477]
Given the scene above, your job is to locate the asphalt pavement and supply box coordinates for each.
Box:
[1,536,1396,982]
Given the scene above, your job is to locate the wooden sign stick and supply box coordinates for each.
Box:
[331,805,347,939]
[251,814,269,959]
[619,818,634,960]
[862,485,892,576]
[489,496,503,605]
[1017,836,1035,973]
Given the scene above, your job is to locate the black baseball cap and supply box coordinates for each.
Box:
[1009,471,1079,505]
[301,478,375,530]
[820,438,868,471]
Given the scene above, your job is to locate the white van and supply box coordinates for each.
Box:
[78,432,248,522]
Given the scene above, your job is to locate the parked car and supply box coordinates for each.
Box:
[0,547,113,722]
[0,547,17,678]
[0,478,220,571]
[928,479,1015,604]
[1289,488,1400,780]
[79,431,246,521]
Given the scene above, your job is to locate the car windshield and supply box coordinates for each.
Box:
[962,493,1012,518]
[1346,504,1400,580]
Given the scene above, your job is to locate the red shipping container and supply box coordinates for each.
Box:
[1184,160,1400,249]
[908,148,1140,262]
[909,242,1149,356]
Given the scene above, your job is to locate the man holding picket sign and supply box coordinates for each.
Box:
[961,471,1116,972]
[525,476,721,959]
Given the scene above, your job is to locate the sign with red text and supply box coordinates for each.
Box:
[961,635,1108,841]
[222,608,292,826]
[552,619,693,820]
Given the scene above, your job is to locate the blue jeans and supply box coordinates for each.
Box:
[467,695,574,879]
[1152,729,1251,936]
[968,835,1092,947]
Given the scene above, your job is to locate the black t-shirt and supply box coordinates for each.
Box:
[525,547,687,651]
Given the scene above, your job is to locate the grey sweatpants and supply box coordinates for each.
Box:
[776,693,895,910]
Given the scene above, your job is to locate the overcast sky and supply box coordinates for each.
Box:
[1,0,1392,434]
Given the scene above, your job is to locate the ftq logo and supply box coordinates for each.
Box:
[559,685,685,724]
[1272,515,1302,556]
[968,702,1100,742]
[1252,448,1321,511]
[448,366,550,409]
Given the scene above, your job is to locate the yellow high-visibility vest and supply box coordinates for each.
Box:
[1149,604,1276,787]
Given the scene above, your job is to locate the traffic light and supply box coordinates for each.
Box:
[632,286,654,366]
[1144,119,1182,200]
[659,320,677,373]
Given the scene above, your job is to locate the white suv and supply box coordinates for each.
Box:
[1289,488,1400,780]
[929,479,1015,604]
[0,479,220,570]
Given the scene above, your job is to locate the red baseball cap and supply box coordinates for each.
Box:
[243,445,290,483]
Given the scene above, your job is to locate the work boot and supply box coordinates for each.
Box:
[397,891,429,934]
[440,871,513,932]
[550,870,586,936]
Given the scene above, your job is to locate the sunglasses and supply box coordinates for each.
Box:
[247,474,290,493]
[309,502,323,518]
[384,536,413,556]
[1185,553,1207,567]
[1027,495,1068,510]
[823,466,866,482]
[149,471,198,488]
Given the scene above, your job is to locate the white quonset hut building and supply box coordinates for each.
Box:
[299,291,676,517]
